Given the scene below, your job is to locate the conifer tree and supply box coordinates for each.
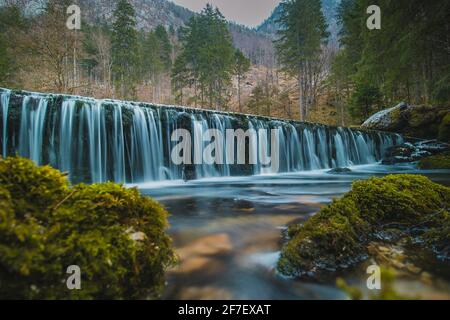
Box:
[331,0,450,119]
[111,0,139,99]
[275,0,328,120]
[234,49,251,112]
[172,4,235,110]
[154,25,172,72]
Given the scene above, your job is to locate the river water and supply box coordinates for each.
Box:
[134,163,450,300]
[2,89,447,299]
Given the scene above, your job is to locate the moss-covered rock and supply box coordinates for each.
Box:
[361,103,450,142]
[0,157,176,299]
[438,112,450,142]
[278,174,450,277]
[418,151,450,169]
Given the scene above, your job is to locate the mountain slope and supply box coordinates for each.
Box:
[76,0,194,29]
[76,0,275,65]
[257,0,341,41]
[12,0,276,65]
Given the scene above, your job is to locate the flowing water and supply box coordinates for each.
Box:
[1,88,448,299]
[135,164,450,300]
[0,88,402,183]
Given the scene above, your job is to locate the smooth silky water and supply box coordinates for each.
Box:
[1,89,449,299]
[135,164,450,300]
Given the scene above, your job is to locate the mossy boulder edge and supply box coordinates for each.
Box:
[418,151,450,169]
[361,103,450,142]
[0,157,177,299]
[278,174,450,277]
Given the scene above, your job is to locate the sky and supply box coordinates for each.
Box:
[169,0,282,27]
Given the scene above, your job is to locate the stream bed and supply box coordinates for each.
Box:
[135,163,450,300]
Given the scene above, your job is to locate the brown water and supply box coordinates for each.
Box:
[135,163,450,300]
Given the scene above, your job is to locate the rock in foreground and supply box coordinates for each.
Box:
[0,157,176,299]
[277,175,450,277]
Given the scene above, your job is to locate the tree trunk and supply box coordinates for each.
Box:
[298,71,303,121]
[238,75,242,113]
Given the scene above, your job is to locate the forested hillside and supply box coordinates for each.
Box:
[0,0,276,111]
[0,0,448,124]
[329,0,450,123]
[257,0,341,41]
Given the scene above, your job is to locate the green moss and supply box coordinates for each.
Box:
[336,278,363,300]
[418,152,450,169]
[336,267,418,300]
[388,107,402,125]
[0,157,176,299]
[0,156,69,220]
[367,104,450,140]
[278,174,450,277]
[438,112,450,142]
[421,209,450,257]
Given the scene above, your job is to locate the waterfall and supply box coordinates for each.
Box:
[59,100,76,175]
[333,132,347,167]
[0,88,404,183]
[18,96,49,164]
[1,89,11,158]
[113,105,126,183]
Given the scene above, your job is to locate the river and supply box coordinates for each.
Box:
[135,163,450,300]
[2,88,449,299]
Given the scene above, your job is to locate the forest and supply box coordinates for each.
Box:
[1,0,447,124]
[0,0,450,301]
[0,0,450,124]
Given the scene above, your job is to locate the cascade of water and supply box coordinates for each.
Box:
[59,100,76,175]
[19,96,48,164]
[131,106,154,182]
[248,118,262,174]
[1,90,11,158]
[112,104,126,182]
[3,91,403,183]
[356,133,374,164]
[164,109,181,180]
[316,127,330,168]
[303,128,321,170]
[333,131,347,167]
[211,113,231,177]
[192,115,221,179]
[84,102,107,182]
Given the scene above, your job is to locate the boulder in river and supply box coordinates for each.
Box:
[381,140,449,165]
[327,167,352,174]
[418,151,450,169]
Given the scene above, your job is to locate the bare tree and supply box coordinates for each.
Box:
[92,29,113,94]
[22,1,80,92]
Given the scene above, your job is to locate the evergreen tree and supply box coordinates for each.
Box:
[0,5,25,86]
[111,0,139,99]
[247,81,279,117]
[142,31,163,81]
[172,4,235,110]
[275,0,328,120]
[248,84,265,115]
[331,0,450,114]
[349,82,382,121]
[171,54,190,105]
[154,25,172,72]
[233,49,251,112]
